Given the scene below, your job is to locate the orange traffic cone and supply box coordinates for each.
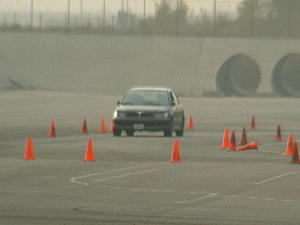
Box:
[274,125,282,141]
[237,141,258,151]
[240,127,248,146]
[99,119,106,133]
[84,138,95,161]
[169,139,181,163]
[220,128,230,149]
[291,142,300,164]
[228,130,237,151]
[24,136,35,160]
[250,116,256,130]
[283,134,294,156]
[81,118,88,135]
[48,120,56,138]
[186,116,194,130]
[109,120,114,133]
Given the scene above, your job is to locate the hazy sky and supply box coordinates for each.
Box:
[1,0,242,15]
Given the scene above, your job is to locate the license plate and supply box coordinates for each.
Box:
[133,124,144,130]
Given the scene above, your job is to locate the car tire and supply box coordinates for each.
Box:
[175,129,184,137]
[163,120,173,137]
[175,118,185,137]
[126,130,134,136]
[113,129,122,136]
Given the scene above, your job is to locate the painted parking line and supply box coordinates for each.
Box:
[99,184,197,194]
[177,193,219,204]
[93,169,157,183]
[254,172,297,185]
[70,164,153,185]
[177,193,293,204]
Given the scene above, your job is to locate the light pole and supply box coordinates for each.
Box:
[30,0,34,28]
[213,0,217,36]
[80,0,83,26]
[103,0,106,30]
[143,0,146,34]
[66,0,71,29]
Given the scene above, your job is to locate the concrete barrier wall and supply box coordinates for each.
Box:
[0,32,299,96]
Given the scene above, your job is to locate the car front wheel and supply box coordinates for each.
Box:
[175,129,184,137]
[163,120,173,137]
[126,130,134,136]
[113,128,122,136]
[175,118,185,137]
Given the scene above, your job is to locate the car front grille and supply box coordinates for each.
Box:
[125,112,154,118]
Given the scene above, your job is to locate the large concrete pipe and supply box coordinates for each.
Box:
[272,54,300,97]
[215,54,261,96]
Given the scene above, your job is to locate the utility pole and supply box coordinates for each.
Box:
[30,0,34,28]
[103,0,106,30]
[143,0,146,34]
[250,0,255,37]
[287,1,291,38]
[80,0,83,26]
[176,0,179,35]
[39,13,43,29]
[66,0,71,30]
[14,12,17,27]
[122,0,124,11]
[213,0,217,36]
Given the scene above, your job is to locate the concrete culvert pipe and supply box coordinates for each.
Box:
[272,54,300,97]
[216,55,261,97]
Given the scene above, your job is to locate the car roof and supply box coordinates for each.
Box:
[129,87,172,92]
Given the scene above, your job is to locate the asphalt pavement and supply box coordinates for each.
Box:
[0,91,300,225]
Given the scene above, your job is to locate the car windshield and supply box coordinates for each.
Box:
[121,90,170,106]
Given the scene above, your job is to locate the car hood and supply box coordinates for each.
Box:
[116,105,170,112]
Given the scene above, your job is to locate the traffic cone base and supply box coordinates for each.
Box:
[170,139,181,163]
[220,128,230,149]
[237,141,258,151]
[24,136,35,160]
[84,138,95,161]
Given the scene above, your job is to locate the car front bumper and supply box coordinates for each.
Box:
[114,118,171,131]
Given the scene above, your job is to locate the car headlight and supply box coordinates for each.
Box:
[113,111,126,119]
[117,111,126,118]
[153,112,169,119]
[113,110,117,119]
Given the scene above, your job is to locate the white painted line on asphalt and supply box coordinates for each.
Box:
[177,193,219,204]
[229,195,239,198]
[254,172,297,185]
[248,196,258,199]
[263,198,275,201]
[93,169,157,183]
[261,143,284,147]
[99,184,197,194]
[70,164,153,185]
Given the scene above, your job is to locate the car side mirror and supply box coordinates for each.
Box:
[117,101,120,105]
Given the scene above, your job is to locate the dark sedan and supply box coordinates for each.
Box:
[112,87,185,137]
